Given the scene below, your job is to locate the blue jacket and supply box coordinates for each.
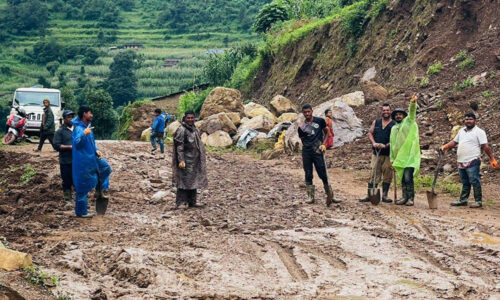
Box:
[152,114,166,133]
[72,117,112,194]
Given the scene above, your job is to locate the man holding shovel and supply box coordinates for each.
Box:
[298,104,339,206]
[72,106,112,218]
[390,95,420,206]
[441,113,499,208]
[360,103,395,203]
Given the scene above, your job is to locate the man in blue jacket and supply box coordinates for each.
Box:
[72,106,112,218]
[151,108,166,153]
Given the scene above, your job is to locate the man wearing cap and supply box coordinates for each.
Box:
[360,103,395,203]
[172,110,207,208]
[390,95,420,206]
[54,110,75,203]
[35,98,56,152]
[440,113,499,208]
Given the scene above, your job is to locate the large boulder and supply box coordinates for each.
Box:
[270,95,296,116]
[338,91,365,107]
[140,127,152,142]
[238,114,276,133]
[284,98,363,151]
[361,81,388,104]
[244,102,275,120]
[277,112,298,123]
[199,87,244,119]
[206,130,233,147]
[198,113,237,135]
[167,120,181,136]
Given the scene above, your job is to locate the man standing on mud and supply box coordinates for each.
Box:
[53,110,75,203]
[35,99,55,152]
[298,104,338,206]
[72,106,112,218]
[324,109,334,149]
[151,108,166,153]
[441,113,499,208]
[360,103,395,203]
[390,95,420,206]
[172,110,207,208]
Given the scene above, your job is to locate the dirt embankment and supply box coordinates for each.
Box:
[1,143,499,299]
[249,0,500,177]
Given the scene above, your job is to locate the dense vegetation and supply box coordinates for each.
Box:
[0,0,269,136]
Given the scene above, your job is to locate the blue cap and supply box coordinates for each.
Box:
[63,110,75,118]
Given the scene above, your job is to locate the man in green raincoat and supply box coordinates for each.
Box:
[390,95,420,206]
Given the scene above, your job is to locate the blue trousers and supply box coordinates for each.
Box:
[458,163,481,186]
[74,172,109,216]
[150,132,164,153]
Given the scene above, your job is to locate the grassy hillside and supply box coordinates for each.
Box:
[0,0,268,115]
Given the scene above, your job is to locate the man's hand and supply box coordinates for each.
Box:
[410,94,418,103]
[179,161,186,169]
[84,126,92,135]
[96,150,103,158]
[319,144,326,152]
[440,145,449,153]
[373,143,384,149]
[491,158,499,170]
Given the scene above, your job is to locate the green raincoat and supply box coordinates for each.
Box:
[390,102,420,182]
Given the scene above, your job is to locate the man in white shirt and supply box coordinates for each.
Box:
[441,113,499,208]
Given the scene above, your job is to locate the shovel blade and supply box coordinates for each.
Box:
[96,197,108,215]
[368,188,381,205]
[426,191,438,209]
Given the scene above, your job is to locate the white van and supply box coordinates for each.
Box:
[12,88,64,136]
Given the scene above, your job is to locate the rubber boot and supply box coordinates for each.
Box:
[95,189,109,200]
[63,189,72,203]
[469,185,482,208]
[395,182,408,205]
[382,182,392,203]
[405,184,414,206]
[306,185,315,204]
[324,184,339,206]
[359,183,373,202]
[451,184,470,206]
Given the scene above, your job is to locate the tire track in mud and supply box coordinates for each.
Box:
[294,242,348,271]
[269,242,309,281]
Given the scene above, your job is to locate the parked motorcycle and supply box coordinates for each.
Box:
[2,107,29,145]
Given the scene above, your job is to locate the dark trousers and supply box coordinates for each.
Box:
[60,163,73,190]
[38,132,55,150]
[176,189,197,206]
[402,167,415,199]
[302,150,328,185]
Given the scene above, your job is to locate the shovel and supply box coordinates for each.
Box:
[95,164,108,215]
[368,148,382,205]
[393,169,399,203]
[426,151,443,209]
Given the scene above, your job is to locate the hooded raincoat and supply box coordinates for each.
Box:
[72,117,112,194]
[390,102,420,182]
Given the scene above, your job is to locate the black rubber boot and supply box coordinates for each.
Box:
[324,184,340,206]
[395,182,408,205]
[63,189,72,203]
[306,185,315,204]
[382,182,392,203]
[451,184,470,206]
[359,183,374,202]
[470,185,482,208]
[405,184,414,206]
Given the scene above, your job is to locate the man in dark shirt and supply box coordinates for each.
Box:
[360,103,395,203]
[53,110,75,203]
[35,99,56,152]
[298,104,339,206]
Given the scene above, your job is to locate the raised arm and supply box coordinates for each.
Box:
[408,94,417,122]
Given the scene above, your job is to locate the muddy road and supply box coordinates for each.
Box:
[1,141,499,299]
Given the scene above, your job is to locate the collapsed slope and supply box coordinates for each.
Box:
[248,0,500,180]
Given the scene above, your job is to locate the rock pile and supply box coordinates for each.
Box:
[195,87,298,148]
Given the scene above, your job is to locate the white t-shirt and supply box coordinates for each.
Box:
[454,126,488,163]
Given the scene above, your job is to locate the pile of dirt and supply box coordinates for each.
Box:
[117,101,158,141]
[248,0,500,180]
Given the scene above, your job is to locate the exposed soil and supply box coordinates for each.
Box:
[1,142,499,299]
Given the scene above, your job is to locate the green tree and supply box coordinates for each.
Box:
[106,50,138,107]
[37,76,50,88]
[46,61,60,76]
[82,48,99,65]
[61,87,78,112]
[253,2,288,33]
[5,0,49,33]
[85,89,118,139]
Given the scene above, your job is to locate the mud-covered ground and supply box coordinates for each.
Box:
[1,142,499,299]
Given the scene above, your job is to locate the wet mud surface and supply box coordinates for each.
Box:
[1,142,499,299]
